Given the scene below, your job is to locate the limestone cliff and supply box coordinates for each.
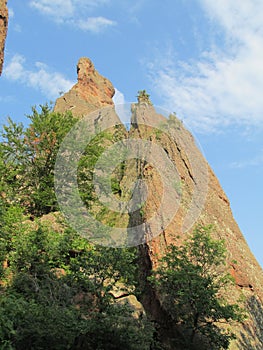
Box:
[55,58,263,349]
[0,0,8,75]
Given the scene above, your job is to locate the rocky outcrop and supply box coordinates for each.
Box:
[55,58,263,349]
[54,57,115,117]
[54,58,129,247]
[127,103,263,349]
[0,0,8,75]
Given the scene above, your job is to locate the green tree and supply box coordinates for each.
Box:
[0,104,78,216]
[0,103,155,349]
[149,225,244,350]
[77,127,130,232]
[136,90,152,105]
[0,206,154,349]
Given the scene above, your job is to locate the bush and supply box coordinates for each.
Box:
[149,225,245,349]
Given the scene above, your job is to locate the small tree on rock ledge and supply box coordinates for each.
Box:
[136,90,153,105]
[149,225,245,350]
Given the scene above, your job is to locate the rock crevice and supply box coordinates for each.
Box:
[55,57,263,350]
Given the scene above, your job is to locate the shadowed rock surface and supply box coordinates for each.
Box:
[127,103,263,349]
[55,57,263,349]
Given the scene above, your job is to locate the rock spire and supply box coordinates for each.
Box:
[54,58,263,349]
[54,57,115,117]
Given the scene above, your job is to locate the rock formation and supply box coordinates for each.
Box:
[55,58,263,349]
[0,0,8,75]
[128,104,263,349]
[54,57,115,117]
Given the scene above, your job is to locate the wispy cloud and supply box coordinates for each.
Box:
[29,0,115,33]
[29,0,109,18]
[29,0,74,21]
[231,150,263,169]
[9,8,15,18]
[4,54,74,99]
[77,17,116,33]
[8,8,22,32]
[147,0,263,132]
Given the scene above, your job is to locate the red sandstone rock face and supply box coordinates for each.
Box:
[54,57,115,117]
[0,0,8,76]
[128,104,263,350]
[54,58,263,349]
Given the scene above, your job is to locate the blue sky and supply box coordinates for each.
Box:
[1,0,263,266]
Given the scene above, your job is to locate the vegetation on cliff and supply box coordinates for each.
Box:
[0,105,244,349]
[0,105,153,349]
[150,225,245,349]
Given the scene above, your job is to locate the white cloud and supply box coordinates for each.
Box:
[231,150,263,169]
[8,8,22,32]
[147,0,263,132]
[29,0,74,22]
[29,0,115,32]
[0,95,14,103]
[9,8,15,18]
[4,54,74,99]
[4,54,26,80]
[77,17,116,33]
[200,0,263,39]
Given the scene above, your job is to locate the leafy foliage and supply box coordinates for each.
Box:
[0,105,245,350]
[0,206,153,350]
[149,225,245,349]
[0,106,154,349]
[0,104,78,216]
[136,90,152,105]
[77,127,130,232]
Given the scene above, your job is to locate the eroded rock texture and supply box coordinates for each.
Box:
[0,0,8,75]
[127,104,263,350]
[54,57,115,117]
[55,58,263,350]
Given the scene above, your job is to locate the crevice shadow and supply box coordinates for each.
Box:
[237,295,263,349]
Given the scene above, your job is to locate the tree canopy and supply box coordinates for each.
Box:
[150,225,245,349]
[0,106,244,349]
[0,104,78,216]
[0,106,154,349]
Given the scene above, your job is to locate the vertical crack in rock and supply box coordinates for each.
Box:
[54,57,263,349]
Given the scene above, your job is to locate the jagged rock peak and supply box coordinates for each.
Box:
[0,0,8,76]
[77,57,96,82]
[75,57,115,102]
[54,58,263,348]
[54,57,115,117]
